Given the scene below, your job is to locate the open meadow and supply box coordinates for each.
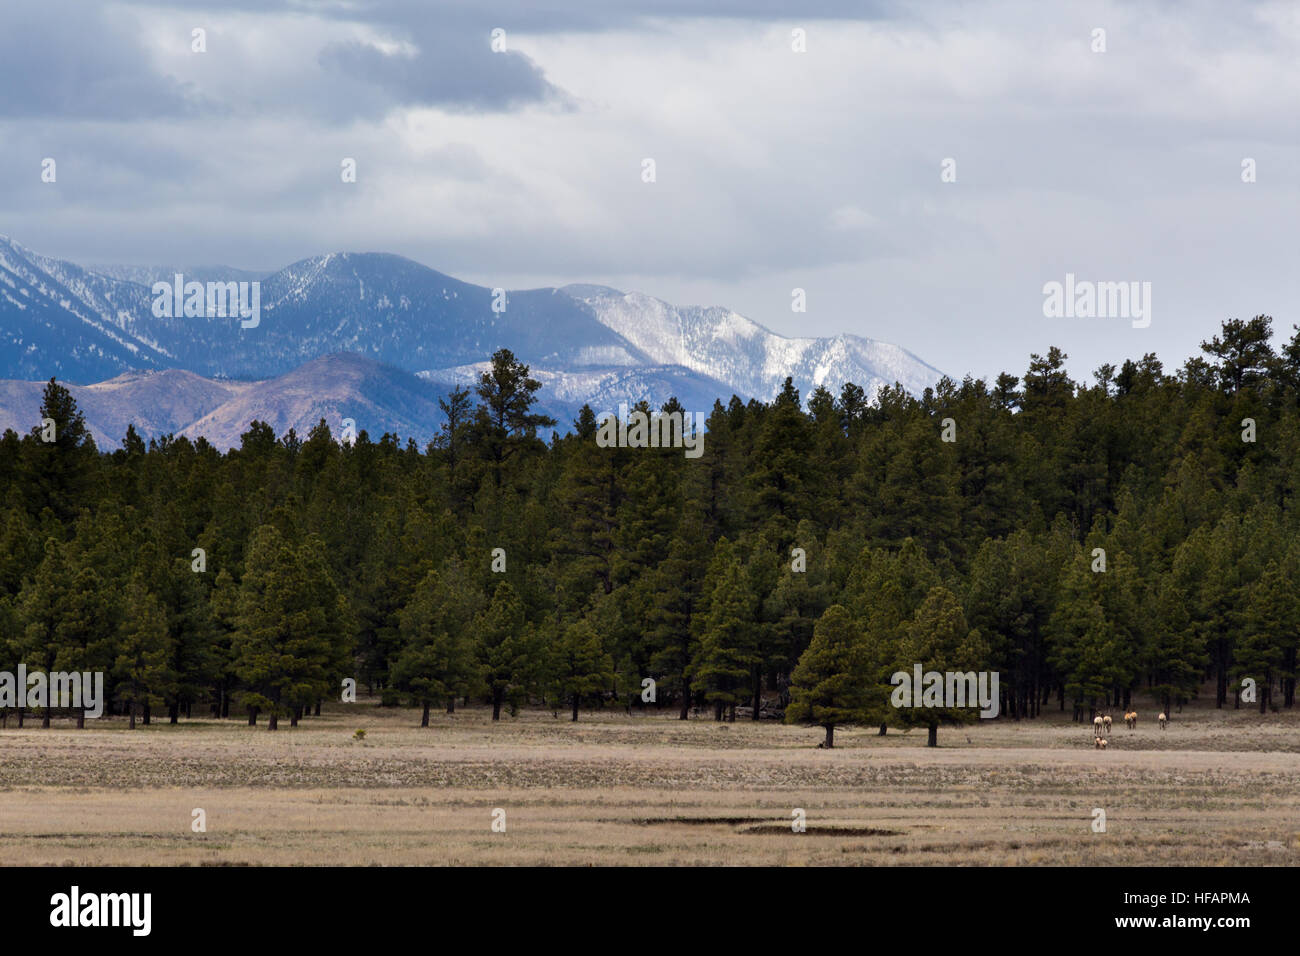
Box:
[1,693,1297,866]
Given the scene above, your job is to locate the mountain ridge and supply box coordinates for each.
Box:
[0,233,946,445]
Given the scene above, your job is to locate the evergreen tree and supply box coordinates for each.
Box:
[689,540,758,721]
[893,586,991,746]
[1238,557,1299,712]
[473,581,539,720]
[231,526,336,729]
[392,567,482,725]
[1201,315,1275,394]
[1047,560,1121,721]
[472,348,557,490]
[786,605,875,747]
[23,378,97,523]
[550,618,614,721]
[643,517,711,718]
[16,538,70,727]
[114,574,175,729]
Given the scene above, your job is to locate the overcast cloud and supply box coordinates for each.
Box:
[2,0,1296,383]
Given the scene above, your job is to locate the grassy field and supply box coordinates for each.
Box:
[1,693,1298,865]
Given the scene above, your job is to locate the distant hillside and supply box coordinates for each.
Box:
[0,353,584,451]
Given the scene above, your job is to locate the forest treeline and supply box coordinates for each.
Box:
[1,314,1298,745]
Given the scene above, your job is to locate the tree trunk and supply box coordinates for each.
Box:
[714,701,723,722]
[248,707,257,726]
[142,704,151,725]
[15,709,22,728]
[679,681,689,720]
[446,697,456,714]
[927,723,938,748]
[169,702,179,724]
[824,724,834,748]
[268,712,278,731]
[129,702,137,730]
[491,689,503,721]
[571,695,579,722]
[290,708,299,727]
[42,711,50,728]
[1283,649,1297,707]
[421,701,430,727]
[878,722,887,736]
[76,711,85,729]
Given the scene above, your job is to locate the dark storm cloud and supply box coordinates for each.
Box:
[0,2,207,119]
[0,0,898,123]
[317,35,568,117]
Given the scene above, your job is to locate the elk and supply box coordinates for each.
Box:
[1102,714,1112,734]
[1124,711,1137,730]
[1094,737,1108,750]
[1093,715,1104,737]
[1158,712,1167,729]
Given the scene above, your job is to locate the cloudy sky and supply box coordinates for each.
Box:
[3,0,1296,383]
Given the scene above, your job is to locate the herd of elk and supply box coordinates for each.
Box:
[1092,709,1170,748]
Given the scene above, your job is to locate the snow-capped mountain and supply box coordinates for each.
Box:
[420,361,739,416]
[0,236,167,381]
[559,285,941,402]
[0,234,944,443]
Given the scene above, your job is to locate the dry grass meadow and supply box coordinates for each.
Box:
[2,693,1298,866]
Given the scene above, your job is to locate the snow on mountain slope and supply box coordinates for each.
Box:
[421,361,738,415]
[0,236,171,382]
[561,286,944,402]
[0,234,946,440]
